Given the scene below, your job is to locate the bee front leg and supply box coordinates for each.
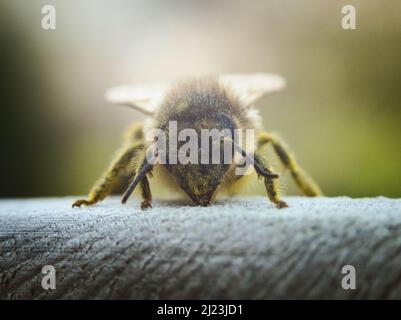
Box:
[254,151,288,209]
[257,132,322,197]
[139,175,152,210]
[121,151,154,210]
[72,143,144,208]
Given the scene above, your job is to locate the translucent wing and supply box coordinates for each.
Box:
[220,73,286,106]
[105,82,170,116]
[106,73,285,115]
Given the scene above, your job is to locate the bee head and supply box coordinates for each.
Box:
[166,162,230,206]
[155,79,242,206]
[161,113,236,206]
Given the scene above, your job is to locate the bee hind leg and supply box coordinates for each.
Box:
[72,142,144,208]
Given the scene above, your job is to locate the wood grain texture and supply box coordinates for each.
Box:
[1,196,401,299]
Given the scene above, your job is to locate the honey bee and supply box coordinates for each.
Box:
[72,73,322,210]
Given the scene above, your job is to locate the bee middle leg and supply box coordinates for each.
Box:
[257,132,322,197]
[72,143,144,208]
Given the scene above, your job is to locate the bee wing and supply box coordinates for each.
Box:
[220,73,286,105]
[105,82,169,116]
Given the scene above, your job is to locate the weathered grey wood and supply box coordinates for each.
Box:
[1,196,401,299]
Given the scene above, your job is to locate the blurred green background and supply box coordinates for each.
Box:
[1,0,400,198]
